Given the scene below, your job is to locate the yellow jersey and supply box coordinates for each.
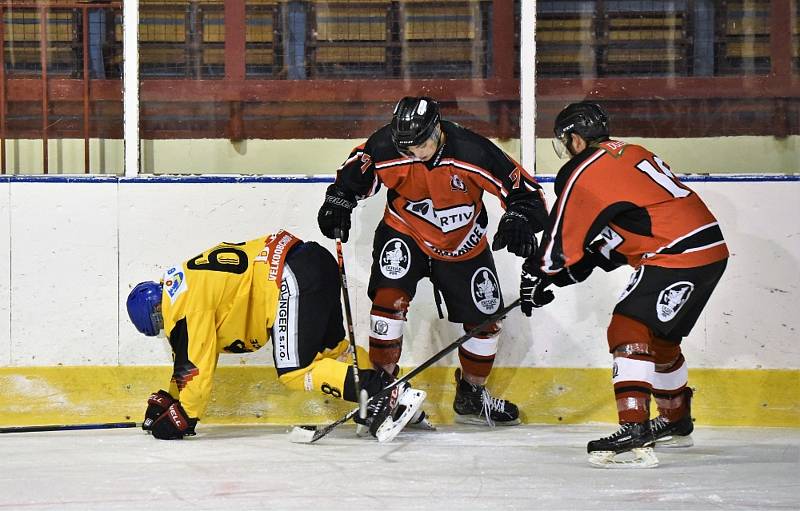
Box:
[160,231,302,418]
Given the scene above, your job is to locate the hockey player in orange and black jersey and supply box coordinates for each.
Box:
[318,96,549,426]
[125,231,426,441]
[520,102,729,467]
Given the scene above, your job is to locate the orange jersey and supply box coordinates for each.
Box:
[541,140,728,274]
[334,121,545,261]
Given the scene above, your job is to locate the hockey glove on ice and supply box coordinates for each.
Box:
[142,389,176,431]
[519,267,554,317]
[318,183,357,243]
[150,402,198,440]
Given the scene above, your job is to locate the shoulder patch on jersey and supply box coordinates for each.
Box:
[379,238,411,279]
[656,281,694,322]
[163,265,188,304]
[471,267,500,314]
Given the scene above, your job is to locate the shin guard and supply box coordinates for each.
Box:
[368,288,410,368]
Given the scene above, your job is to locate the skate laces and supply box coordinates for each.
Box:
[602,422,635,441]
[650,416,669,432]
[480,388,506,427]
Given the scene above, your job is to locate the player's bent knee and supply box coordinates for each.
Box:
[278,357,349,399]
[463,321,502,339]
[652,337,682,370]
[607,314,653,353]
[371,288,411,319]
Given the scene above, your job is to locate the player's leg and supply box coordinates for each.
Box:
[366,222,427,376]
[363,223,432,435]
[432,248,519,426]
[586,266,661,466]
[272,242,378,401]
[650,336,694,447]
[649,259,727,447]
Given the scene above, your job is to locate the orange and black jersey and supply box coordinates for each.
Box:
[334,120,545,261]
[540,140,728,276]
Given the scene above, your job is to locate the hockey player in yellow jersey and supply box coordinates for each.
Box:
[126,230,428,441]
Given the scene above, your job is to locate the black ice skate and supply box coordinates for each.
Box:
[650,387,694,448]
[453,368,520,426]
[587,422,658,469]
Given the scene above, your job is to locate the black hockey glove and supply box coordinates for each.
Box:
[492,194,547,258]
[318,183,357,243]
[142,389,176,431]
[545,241,623,288]
[520,266,555,317]
[585,240,623,272]
[150,402,198,440]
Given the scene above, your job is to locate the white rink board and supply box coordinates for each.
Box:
[0,177,797,369]
[0,181,9,365]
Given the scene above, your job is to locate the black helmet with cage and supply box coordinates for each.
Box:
[552,102,610,158]
[391,96,441,151]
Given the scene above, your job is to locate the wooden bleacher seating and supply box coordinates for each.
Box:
[721,0,770,74]
[601,8,690,76]
[3,8,77,76]
[307,1,390,78]
[400,0,487,78]
[536,13,595,77]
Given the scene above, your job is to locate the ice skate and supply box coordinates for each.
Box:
[453,368,520,426]
[353,369,426,442]
[587,422,658,469]
[650,387,694,448]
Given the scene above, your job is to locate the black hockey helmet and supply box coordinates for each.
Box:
[554,102,609,141]
[391,96,441,149]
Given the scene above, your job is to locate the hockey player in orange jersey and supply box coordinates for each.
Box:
[317,96,549,427]
[126,231,426,441]
[520,102,728,467]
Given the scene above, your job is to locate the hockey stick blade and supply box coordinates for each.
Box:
[288,298,521,444]
[289,408,359,444]
[0,421,139,434]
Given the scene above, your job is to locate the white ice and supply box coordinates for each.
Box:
[1,425,798,510]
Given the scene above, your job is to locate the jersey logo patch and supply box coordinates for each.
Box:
[163,266,187,304]
[471,267,500,314]
[656,281,694,322]
[404,199,475,233]
[379,238,411,279]
[450,174,467,192]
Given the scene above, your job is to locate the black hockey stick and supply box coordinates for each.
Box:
[0,421,138,434]
[333,230,369,420]
[289,298,521,443]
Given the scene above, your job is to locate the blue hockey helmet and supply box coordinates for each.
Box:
[126,281,164,336]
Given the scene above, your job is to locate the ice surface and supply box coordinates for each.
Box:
[1,424,798,510]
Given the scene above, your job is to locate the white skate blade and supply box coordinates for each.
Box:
[588,447,659,469]
[655,434,694,448]
[407,410,436,431]
[375,389,427,443]
[288,425,317,444]
[454,415,521,427]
